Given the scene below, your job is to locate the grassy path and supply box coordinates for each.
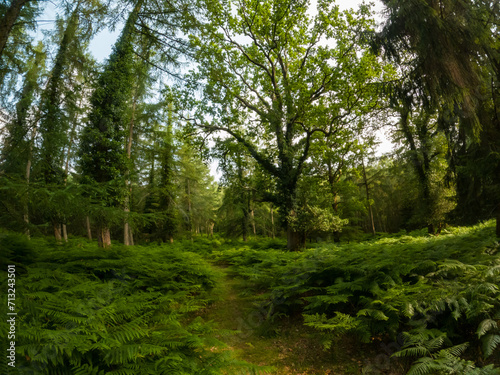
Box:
[199,265,367,375]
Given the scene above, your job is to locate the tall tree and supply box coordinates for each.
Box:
[157,101,178,242]
[123,38,153,246]
[0,0,41,95]
[0,0,33,60]
[0,42,45,236]
[79,0,144,247]
[377,0,500,235]
[185,0,384,250]
[216,140,255,240]
[176,140,219,237]
[37,5,81,241]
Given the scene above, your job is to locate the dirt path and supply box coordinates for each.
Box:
[199,265,366,375]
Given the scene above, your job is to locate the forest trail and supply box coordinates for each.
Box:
[199,265,366,375]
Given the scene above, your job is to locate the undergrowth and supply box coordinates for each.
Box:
[2,223,499,374]
[212,222,500,374]
[0,234,262,375]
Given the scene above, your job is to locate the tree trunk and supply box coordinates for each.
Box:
[242,215,248,241]
[0,0,30,59]
[62,223,68,242]
[186,179,192,234]
[362,158,376,236]
[23,124,37,239]
[86,216,92,240]
[270,206,275,239]
[59,97,82,244]
[124,221,131,246]
[286,224,303,251]
[123,95,136,246]
[250,207,256,235]
[129,226,134,246]
[242,204,249,241]
[97,226,111,248]
[53,222,62,242]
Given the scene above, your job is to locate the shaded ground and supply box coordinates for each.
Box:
[197,266,391,375]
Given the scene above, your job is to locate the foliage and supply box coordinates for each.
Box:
[0,234,259,375]
[184,0,387,249]
[214,221,500,372]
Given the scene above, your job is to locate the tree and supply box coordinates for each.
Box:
[140,99,179,243]
[377,0,500,235]
[185,0,384,250]
[0,42,45,236]
[0,0,31,58]
[216,140,255,240]
[157,102,179,242]
[0,0,41,94]
[79,0,144,248]
[177,139,220,237]
[37,5,81,241]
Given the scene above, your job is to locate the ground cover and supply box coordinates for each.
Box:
[207,222,500,374]
[1,222,499,374]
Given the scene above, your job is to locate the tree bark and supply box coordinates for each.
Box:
[250,207,256,235]
[23,124,37,239]
[62,224,68,242]
[86,216,92,240]
[97,226,111,248]
[124,95,136,246]
[362,158,376,236]
[286,224,303,251]
[128,226,134,246]
[53,222,62,242]
[186,179,192,234]
[0,0,30,59]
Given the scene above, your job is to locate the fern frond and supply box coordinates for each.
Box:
[477,319,498,337]
[482,334,500,358]
[357,308,389,321]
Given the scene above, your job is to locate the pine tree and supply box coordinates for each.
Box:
[0,42,45,236]
[37,6,81,241]
[79,0,144,247]
[158,102,178,242]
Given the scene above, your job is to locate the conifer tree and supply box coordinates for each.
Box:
[377,0,500,235]
[158,102,178,242]
[0,0,31,58]
[0,42,45,236]
[79,0,144,247]
[36,6,81,241]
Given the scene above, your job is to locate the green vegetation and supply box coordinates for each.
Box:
[3,222,499,374]
[0,233,262,374]
[210,222,500,373]
[1,0,500,373]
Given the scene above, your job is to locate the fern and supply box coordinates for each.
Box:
[0,237,259,374]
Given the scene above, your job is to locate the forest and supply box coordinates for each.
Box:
[0,0,499,374]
